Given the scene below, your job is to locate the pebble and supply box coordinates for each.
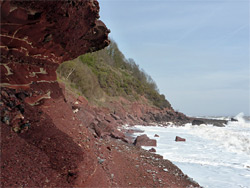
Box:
[98,157,105,164]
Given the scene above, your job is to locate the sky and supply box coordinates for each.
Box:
[98,0,249,116]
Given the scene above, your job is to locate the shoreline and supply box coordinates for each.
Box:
[128,119,250,188]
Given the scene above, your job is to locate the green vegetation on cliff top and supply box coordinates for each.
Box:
[57,39,171,109]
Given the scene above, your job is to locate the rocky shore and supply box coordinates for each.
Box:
[1,86,201,187]
[0,1,202,187]
[191,118,228,127]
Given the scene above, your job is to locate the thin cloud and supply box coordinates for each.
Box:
[206,23,249,48]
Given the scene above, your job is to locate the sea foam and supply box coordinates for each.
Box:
[131,113,250,188]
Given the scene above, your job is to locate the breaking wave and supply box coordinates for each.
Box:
[132,113,250,188]
[185,113,250,155]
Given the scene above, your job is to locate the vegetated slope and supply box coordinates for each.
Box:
[57,39,172,110]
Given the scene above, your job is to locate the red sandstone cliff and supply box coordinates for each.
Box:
[0,1,199,187]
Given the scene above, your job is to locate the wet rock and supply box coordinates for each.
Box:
[231,118,238,122]
[192,118,227,127]
[213,122,225,127]
[192,119,206,125]
[154,134,159,137]
[134,134,157,147]
[175,136,186,142]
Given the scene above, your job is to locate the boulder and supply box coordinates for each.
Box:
[93,122,112,138]
[213,122,225,127]
[231,118,238,122]
[192,119,206,125]
[192,118,227,127]
[77,96,88,107]
[110,130,125,140]
[133,134,157,147]
[175,136,186,142]
[154,134,159,137]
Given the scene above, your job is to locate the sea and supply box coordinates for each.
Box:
[128,112,250,188]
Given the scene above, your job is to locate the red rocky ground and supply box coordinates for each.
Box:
[1,0,200,187]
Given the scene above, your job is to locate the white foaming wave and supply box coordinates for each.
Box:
[229,112,250,127]
[234,112,245,122]
[161,154,247,170]
[182,122,250,155]
[133,120,250,188]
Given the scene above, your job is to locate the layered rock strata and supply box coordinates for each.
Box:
[1,1,199,187]
[1,0,109,89]
[0,1,109,187]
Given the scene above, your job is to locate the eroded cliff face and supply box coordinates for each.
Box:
[0,1,110,187]
[1,0,109,89]
[0,1,198,187]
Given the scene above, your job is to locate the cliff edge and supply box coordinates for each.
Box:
[1,1,199,187]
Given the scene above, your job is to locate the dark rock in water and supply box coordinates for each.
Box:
[192,118,227,127]
[231,118,238,122]
[154,134,159,137]
[192,119,206,125]
[175,136,186,142]
[134,134,157,147]
[149,148,156,152]
[213,122,225,127]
